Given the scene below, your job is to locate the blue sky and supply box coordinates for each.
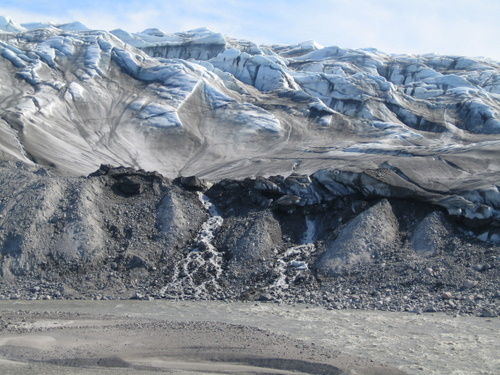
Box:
[1,0,499,59]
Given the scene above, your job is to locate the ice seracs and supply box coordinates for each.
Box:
[0,16,25,33]
[57,21,89,32]
[210,48,299,92]
[111,27,226,60]
[0,15,497,217]
[20,21,89,32]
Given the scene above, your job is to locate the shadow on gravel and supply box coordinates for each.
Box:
[208,355,344,374]
[44,356,130,368]
[41,353,406,375]
[43,355,345,374]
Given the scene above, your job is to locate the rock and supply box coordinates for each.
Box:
[424,305,437,313]
[315,199,399,275]
[473,264,487,272]
[258,293,273,302]
[89,165,167,195]
[274,194,301,210]
[254,177,283,198]
[113,176,144,196]
[441,292,453,300]
[126,255,148,270]
[173,176,207,192]
[34,168,49,176]
[131,292,144,300]
[446,300,456,308]
[479,308,498,318]
[463,279,478,289]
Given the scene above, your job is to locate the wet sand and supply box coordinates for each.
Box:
[0,301,498,374]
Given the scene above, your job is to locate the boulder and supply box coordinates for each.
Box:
[274,194,301,210]
[126,254,149,270]
[253,176,283,197]
[173,176,207,192]
[113,175,143,196]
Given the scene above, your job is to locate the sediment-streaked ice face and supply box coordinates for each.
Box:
[0,16,498,193]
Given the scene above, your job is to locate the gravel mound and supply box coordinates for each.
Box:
[0,161,498,317]
[316,199,399,275]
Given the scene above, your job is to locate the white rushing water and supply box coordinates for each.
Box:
[268,216,318,292]
[160,192,224,299]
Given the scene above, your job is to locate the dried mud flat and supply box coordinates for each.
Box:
[0,301,498,375]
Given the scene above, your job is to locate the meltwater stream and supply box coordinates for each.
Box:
[160,192,225,299]
[160,199,322,299]
[268,216,318,293]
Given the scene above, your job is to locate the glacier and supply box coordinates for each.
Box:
[0,17,498,226]
[0,17,498,320]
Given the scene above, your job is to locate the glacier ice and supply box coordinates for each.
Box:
[0,16,25,33]
[0,16,497,214]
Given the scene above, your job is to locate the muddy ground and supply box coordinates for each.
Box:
[0,301,498,375]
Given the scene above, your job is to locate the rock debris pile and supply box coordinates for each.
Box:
[0,162,497,317]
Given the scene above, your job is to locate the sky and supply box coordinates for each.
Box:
[1,0,499,59]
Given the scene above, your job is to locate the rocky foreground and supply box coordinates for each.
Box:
[0,161,498,317]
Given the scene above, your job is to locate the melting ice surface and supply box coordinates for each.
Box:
[0,18,498,227]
